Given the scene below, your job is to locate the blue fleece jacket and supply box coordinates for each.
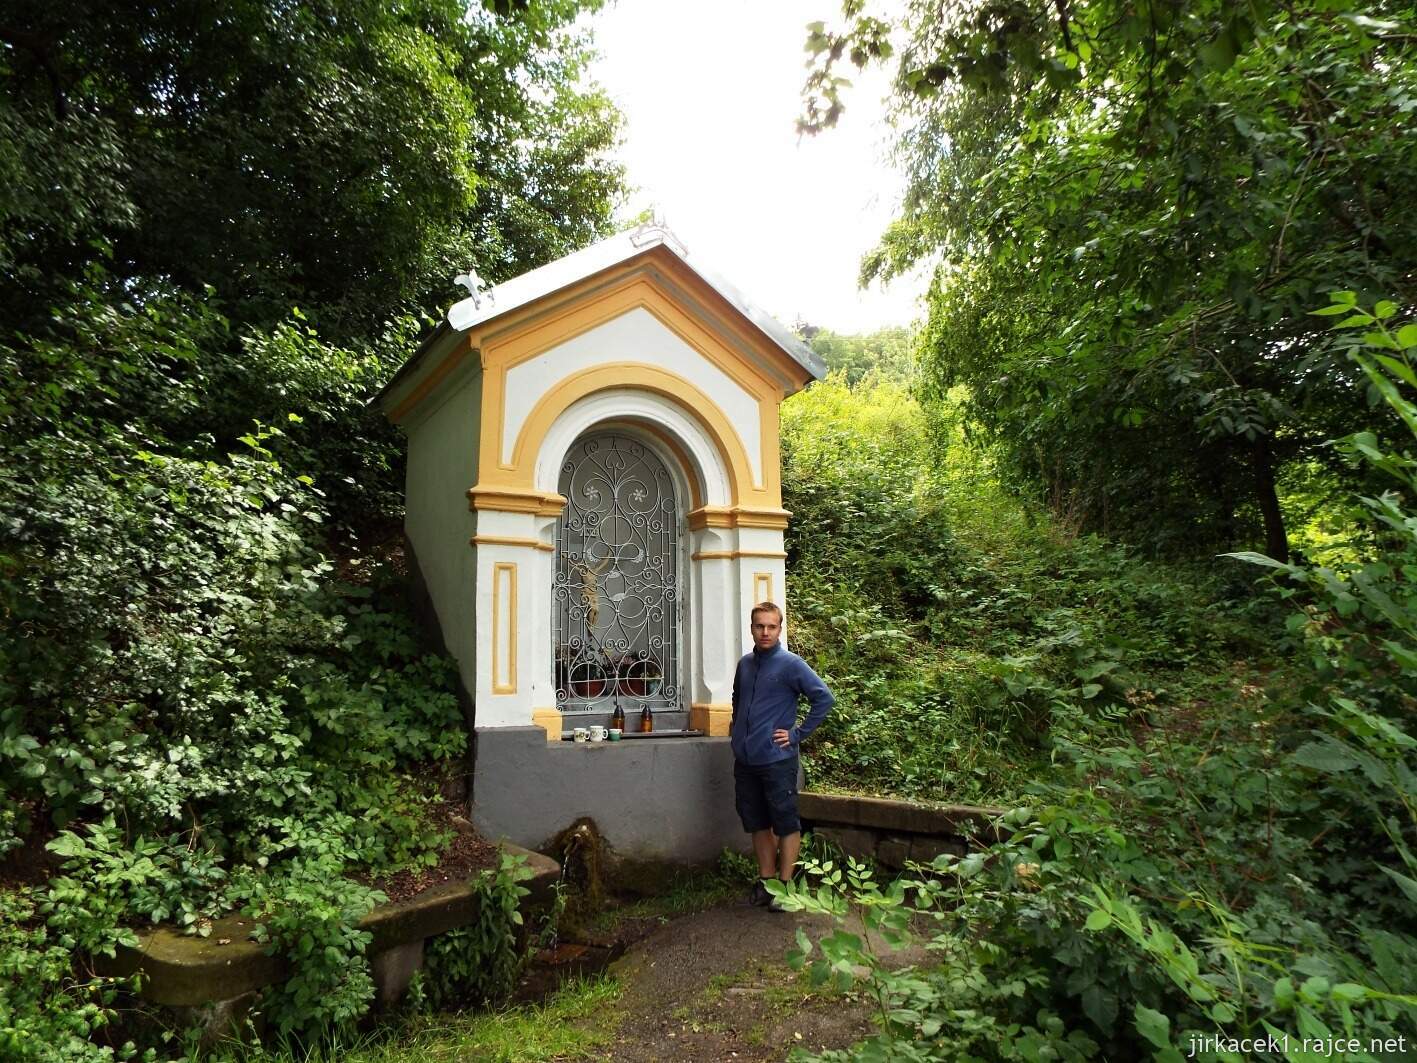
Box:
[730,641,835,766]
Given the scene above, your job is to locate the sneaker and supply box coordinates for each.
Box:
[766,891,789,914]
[748,878,773,908]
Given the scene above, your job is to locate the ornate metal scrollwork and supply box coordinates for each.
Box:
[552,433,680,714]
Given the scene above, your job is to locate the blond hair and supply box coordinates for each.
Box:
[750,601,783,622]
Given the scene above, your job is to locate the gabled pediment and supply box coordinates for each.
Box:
[377,226,824,424]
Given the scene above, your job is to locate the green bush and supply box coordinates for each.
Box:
[423,853,534,1011]
[773,306,1417,1062]
[0,280,464,1053]
[781,372,1267,804]
[237,856,386,1042]
[0,889,151,1063]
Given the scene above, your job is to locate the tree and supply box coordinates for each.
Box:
[805,325,918,385]
[0,0,625,339]
[802,0,1417,558]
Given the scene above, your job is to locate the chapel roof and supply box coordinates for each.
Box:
[378,224,826,408]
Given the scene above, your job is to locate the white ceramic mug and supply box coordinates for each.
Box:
[589,725,606,742]
[573,727,589,743]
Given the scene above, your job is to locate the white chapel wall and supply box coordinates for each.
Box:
[501,307,763,486]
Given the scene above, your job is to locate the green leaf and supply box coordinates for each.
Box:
[45,833,85,858]
[1198,34,1237,71]
[1373,355,1417,387]
[1375,301,1398,320]
[1082,983,1118,1032]
[1134,1004,1171,1049]
[1085,909,1113,931]
[1222,550,1294,571]
[1380,866,1417,905]
[1291,740,1359,773]
[1397,324,1417,350]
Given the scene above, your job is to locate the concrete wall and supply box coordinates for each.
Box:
[472,728,750,865]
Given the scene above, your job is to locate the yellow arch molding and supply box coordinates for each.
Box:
[485,362,774,510]
[476,274,786,500]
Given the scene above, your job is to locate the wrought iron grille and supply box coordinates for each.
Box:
[553,433,680,714]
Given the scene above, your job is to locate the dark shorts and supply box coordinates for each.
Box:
[734,756,800,836]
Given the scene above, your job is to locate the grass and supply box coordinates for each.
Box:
[582,857,754,935]
[215,976,624,1063]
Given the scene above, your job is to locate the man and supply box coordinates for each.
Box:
[730,601,834,912]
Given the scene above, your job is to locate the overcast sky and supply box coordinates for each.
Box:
[585,0,928,335]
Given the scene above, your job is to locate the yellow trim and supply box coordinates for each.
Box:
[386,255,813,506]
[471,274,787,513]
[531,708,562,741]
[689,703,732,737]
[754,572,774,605]
[687,505,791,531]
[734,508,792,529]
[472,535,555,553]
[387,334,474,424]
[481,265,801,443]
[500,362,755,505]
[687,506,734,530]
[691,550,787,561]
[468,486,566,516]
[491,562,517,694]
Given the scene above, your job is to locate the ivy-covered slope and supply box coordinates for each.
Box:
[0,0,628,1053]
[779,320,1417,1059]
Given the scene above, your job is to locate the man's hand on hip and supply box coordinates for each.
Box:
[772,728,791,748]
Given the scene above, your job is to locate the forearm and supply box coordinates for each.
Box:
[793,693,833,742]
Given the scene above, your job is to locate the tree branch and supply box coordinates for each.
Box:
[0,25,68,120]
[1051,0,1074,52]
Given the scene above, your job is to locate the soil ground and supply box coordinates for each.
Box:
[508,888,931,1063]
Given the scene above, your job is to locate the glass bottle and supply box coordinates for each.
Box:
[640,704,653,734]
[611,700,625,733]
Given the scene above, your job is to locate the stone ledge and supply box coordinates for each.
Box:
[800,792,1010,869]
[799,792,1007,838]
[100,843,558,1007]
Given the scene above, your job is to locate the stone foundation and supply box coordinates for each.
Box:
[798,793,1007,869]
[472,727,749,865]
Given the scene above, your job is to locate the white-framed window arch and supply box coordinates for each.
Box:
[550,421,693,718]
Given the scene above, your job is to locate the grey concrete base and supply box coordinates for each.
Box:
[370,939,425,1010]
[472,727,750,865]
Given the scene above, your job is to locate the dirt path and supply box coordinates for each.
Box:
[588,898,906,1062]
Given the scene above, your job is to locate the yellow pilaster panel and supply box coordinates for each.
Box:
[492,562,517,694]
[690,703,732,737]
[531,708,562,741]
